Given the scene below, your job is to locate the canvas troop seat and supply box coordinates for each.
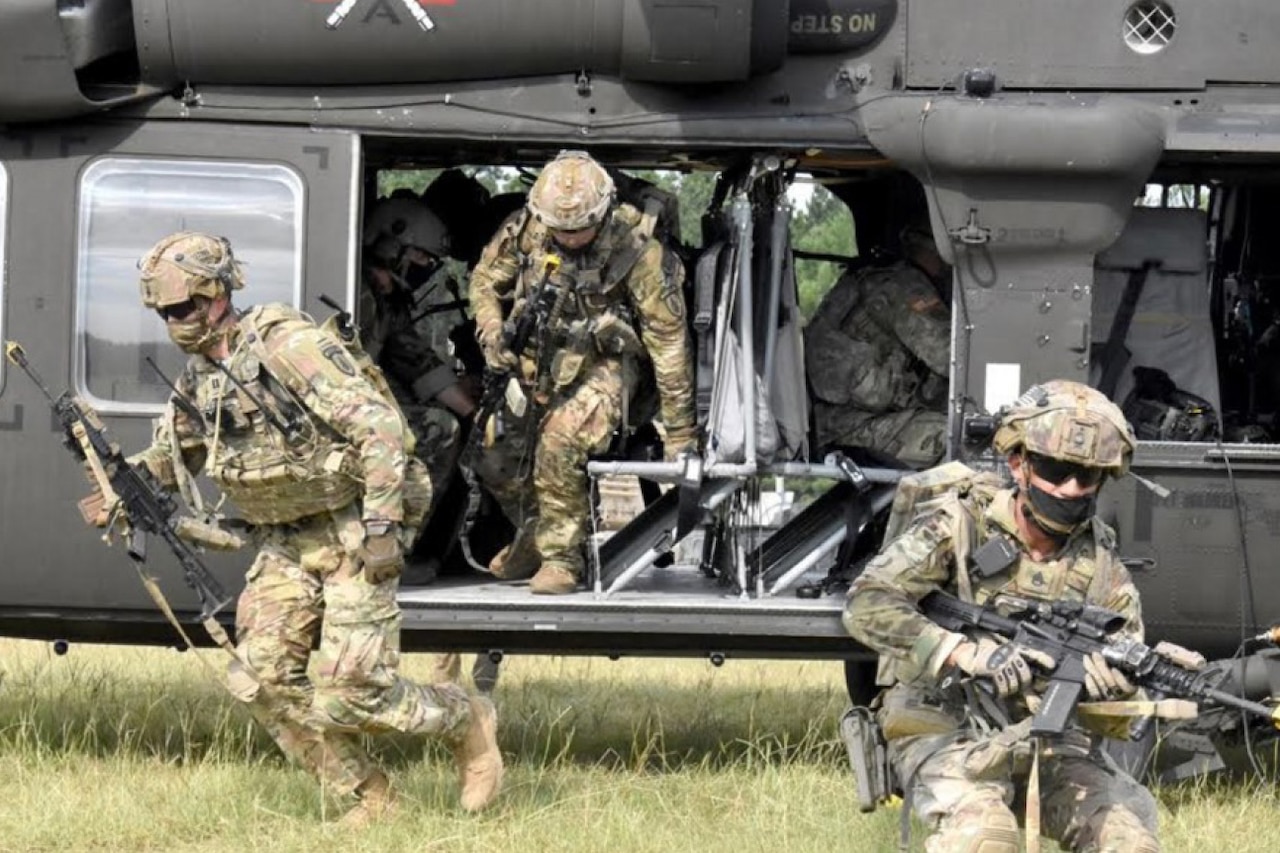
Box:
[1090,207,1220,415]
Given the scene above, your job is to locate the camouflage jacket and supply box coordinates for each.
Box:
[132,303,411,526]
[805,260,950,414]
[469,203,695,433]
[844,483,1144,704]
[358,281,457,407]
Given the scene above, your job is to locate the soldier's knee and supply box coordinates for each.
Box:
[928,799,1020,853]
[1082,804,1160,853]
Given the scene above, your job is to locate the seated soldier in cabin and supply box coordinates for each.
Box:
[361,197,477,580]
[805,219,952,469]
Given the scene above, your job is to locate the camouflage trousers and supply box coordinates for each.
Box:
[226,509,472,796]
[889,729,1160,853]
[477,362,622,573]
[813,404,947,469]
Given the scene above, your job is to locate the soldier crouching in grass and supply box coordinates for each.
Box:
[844,381,1170,852]
[100,232,503,826]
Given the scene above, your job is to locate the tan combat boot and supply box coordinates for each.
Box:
[488,538,540,580]
[529,562,579,595]
[452,695,504,812]
[430,652,463,685]
[339,769,398,828]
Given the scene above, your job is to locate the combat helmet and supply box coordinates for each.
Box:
[363,197,452,264]
[527,150,615,231]
[138,231,244,310]
[992,380,1136,477]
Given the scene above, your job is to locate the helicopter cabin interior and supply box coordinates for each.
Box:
[352,141,924,602]
[349,141,1280,607]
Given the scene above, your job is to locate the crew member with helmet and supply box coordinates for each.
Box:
[844,380,1165,852]
[117,232,503,825]
[469,150,698,594]
[362,199,476,550]
[805,208,952,469]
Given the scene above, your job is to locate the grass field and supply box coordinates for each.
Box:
[0,638,1276,852]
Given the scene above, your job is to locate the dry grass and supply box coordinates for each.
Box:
[0,639,1274,852]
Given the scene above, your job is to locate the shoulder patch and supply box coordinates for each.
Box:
[320,341,357,377]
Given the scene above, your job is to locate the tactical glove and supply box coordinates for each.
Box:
[358,522,405,584]
[1082,651,1137,701]
[478,321,517,372]
[951,637,1054,698]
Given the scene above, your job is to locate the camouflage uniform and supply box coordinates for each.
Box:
[843,383,1159,853]
[470,191,695,583]
[806,260,950,468]
[131,301,473,796]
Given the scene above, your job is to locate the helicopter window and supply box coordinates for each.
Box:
[73,158,304,414]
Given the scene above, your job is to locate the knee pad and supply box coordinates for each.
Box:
[930,807,1020,853]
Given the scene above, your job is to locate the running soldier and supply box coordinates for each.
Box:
[120,232,503,825]
[844,380,1162,852]
[469,150,697,594]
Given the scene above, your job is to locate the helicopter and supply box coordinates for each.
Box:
[2,0,1280,778]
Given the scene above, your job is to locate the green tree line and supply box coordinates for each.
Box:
[378,167,856,322]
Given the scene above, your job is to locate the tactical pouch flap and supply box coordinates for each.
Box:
[879,684,963,741]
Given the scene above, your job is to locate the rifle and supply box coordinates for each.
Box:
[920,589,1280,736]
[4,342,233,621]
[456,254,562,570]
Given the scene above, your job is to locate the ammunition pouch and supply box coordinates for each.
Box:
[878,684,963,741]
[549,318,593,392]
[840,706,895,813]
[210,446,362,525]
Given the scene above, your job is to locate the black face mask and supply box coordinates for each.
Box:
[1021,482,1097,540]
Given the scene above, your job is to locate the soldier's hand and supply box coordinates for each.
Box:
[1082,651,1137,701]
[77,486,113,528]
[951,638,1054,698]
[358,522,405,584]
[663,425,700,462]
[478,321,518,372]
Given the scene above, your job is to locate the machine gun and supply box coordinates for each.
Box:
[920,589,1280,736]
[456,255,562,570]
[4,342,233,621]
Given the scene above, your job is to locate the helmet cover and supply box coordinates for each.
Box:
[526,150,615,231]
[992,380,1136,476]
[138,231,244,309]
